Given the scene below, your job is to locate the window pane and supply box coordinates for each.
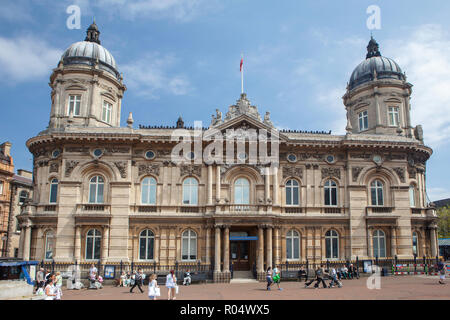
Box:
[50,184,57,203]
[294,238,300,259]
[189,238,196,260]
[409,187,415,207]
[182,238,189,258]
[377,188,383,206]
[373,236,379,257]
[332,238,338,258]
[325,188,330,206]
[326,238,331,258]
[97,183,104,203]
[147,238,154,260]
[191,185,198,205]
[149,184,156,204]
[331,188,337,205]
[94,236,101,260]
[139,237,146,259]
[142,184,149,204]
[371,188,377,205]
[86,237,93,260]
[380,236,386,258]
[293,186,299,205]
[286,238,292,259]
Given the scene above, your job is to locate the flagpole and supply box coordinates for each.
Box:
[241,53,244,94]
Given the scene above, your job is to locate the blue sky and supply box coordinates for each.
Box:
[1,0,450,201]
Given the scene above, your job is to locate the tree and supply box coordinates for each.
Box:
[437,205,450,238]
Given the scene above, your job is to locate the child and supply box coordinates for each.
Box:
[266,267,273,291]
[120,271,127,287]
[148,274,159,300]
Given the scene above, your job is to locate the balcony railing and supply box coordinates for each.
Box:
[81,204,109,212]
[180,206,201,213]
[44,205,57,212]
[323,207,342,214]
[138,206,157,213]
[411,208,422,214]
[284,207,303,214]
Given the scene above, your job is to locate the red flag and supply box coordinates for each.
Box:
[240,57,243,72]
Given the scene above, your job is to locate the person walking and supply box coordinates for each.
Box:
[148,274,160,300]
[438,258,446,285]
[328,267,342,288]
[305,266,319,288]
[36,268,45,292]
[44,274,57,300]
[130,268,144,293]
[166,270,177,300]
[55,272,63,300]
[313,265,328,289]
[272,266,282,291]
[183,269,191,286]
[266,267,274,291]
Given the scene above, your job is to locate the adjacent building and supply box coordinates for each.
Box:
[0,142,14,257]
[18,24,439,281]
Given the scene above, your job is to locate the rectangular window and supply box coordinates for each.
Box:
[0,181,3,194]
[388,107,400,126]
[101,101,112,123]
[293,238,300,259]
[359,110,368,131]
[286,238,292,259]
[68,95,81,116]
[182,238,189,260]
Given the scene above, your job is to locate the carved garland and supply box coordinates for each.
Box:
[321,167,341,180]
[393,167,406,183]
[352,167,364,182]
[180,165,202,177]
[282,166,303,179]
[138,164,160,177]
[114,161,127,178]
[65,160,79,177]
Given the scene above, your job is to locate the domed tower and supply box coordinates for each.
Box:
[47,21,126,129]
[343,37,417,138]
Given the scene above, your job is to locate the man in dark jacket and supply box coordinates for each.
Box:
[304,265,327,289]
[130,268,144,293]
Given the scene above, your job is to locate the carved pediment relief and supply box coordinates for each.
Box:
[100,91,117,102]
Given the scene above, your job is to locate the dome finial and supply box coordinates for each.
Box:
[366,36,381,59]
[85,20,101,45]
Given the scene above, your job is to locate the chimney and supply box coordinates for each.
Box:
[1,141,12,157]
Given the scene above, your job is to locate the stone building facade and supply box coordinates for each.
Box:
[18,25,438,281]
[0,142,14,257]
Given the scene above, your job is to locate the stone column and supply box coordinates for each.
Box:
[430,226,437,257]
[367,227,373,258]
[223,226,230,274]
[274,227,280,265]
[266,227,273,269]
[74,226,81,262]
[101,226,109,261]
[265,167,270,202]
[214,226,221,276]
[215,165,221,202]
[23,226,31,261]
[257,226,264,279]
[207,165,213,205]
[390,227,397,257]
[205,227,211,264]
[18,227,25,259]
[154,235,160,263]
[273,167,279,205]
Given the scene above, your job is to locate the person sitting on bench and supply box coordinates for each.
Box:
[183,270,191,286]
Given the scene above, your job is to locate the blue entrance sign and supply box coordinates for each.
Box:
[229,236,258,241]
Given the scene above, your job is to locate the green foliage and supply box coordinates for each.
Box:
[437,205,450,238]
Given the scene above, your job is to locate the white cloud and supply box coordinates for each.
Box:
[121,53,191,98]
[0,36,62,83]
[386,24,450,147]
[427,187,450,202]
[82,0,217,22]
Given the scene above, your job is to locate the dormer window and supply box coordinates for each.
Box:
[102,101,112,124]
[68,95,81,116]
[388,107,400,126]
[358,110,368,131]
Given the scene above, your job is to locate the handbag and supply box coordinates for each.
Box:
[175,285,179,294]
[155,287,161,296]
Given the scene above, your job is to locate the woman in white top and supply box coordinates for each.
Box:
[55,272,63,300]
[44,274,57,300]
[165,270,177,300]
[148,274,159,300]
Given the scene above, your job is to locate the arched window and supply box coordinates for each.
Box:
[141,177,157,205]
[324,180,337,206]
[89,176,104,203]
[286,230,300,260]
[412,231,418,256]
[45,231,54,260]
[370,180,384,206]
[85,229,101,260]
[373,229,386,258]
[139,229,155,260]
[19,190,29,204]
[49,178,58,203]
[286,179,299,206]
[182,178,198,205]
[409,185,416,207]
[181,229,197,261]
[234,178,250,204]
[325,229,339,259]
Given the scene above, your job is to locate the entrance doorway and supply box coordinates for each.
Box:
[230,241,250,271]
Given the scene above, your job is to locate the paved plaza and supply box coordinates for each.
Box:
[61,276,450,300]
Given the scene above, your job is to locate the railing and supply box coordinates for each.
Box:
[367,206,394,214]
[180,206,200,213]
[324,207,341,214]
[43,205,57,212]
[82,204,108,211]
[138,206,157,213]
[284,207,303,213]
[411,208,422,214]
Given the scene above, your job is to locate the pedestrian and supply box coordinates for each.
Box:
[130,268,144,293]
[44,269,51,283]
[89,264,97,289]
[305,266,319,288]
[183,269,191,286]
[266,267,273,291]
[44,274,57,300]
[438,258,446,285]
[166,270,177,300]
[305,265,327,289]
[272,266,282,291]
[328,267,342,288]
[120,271,127,287]
[36,268,45,292]
[55,272,63,300]
[148,274,160,300]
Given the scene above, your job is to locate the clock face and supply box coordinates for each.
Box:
[145,150,155,159]
[373,155,382,164]
[93,148,103,158]
[287,154,297,162]
[326,155,335,163]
